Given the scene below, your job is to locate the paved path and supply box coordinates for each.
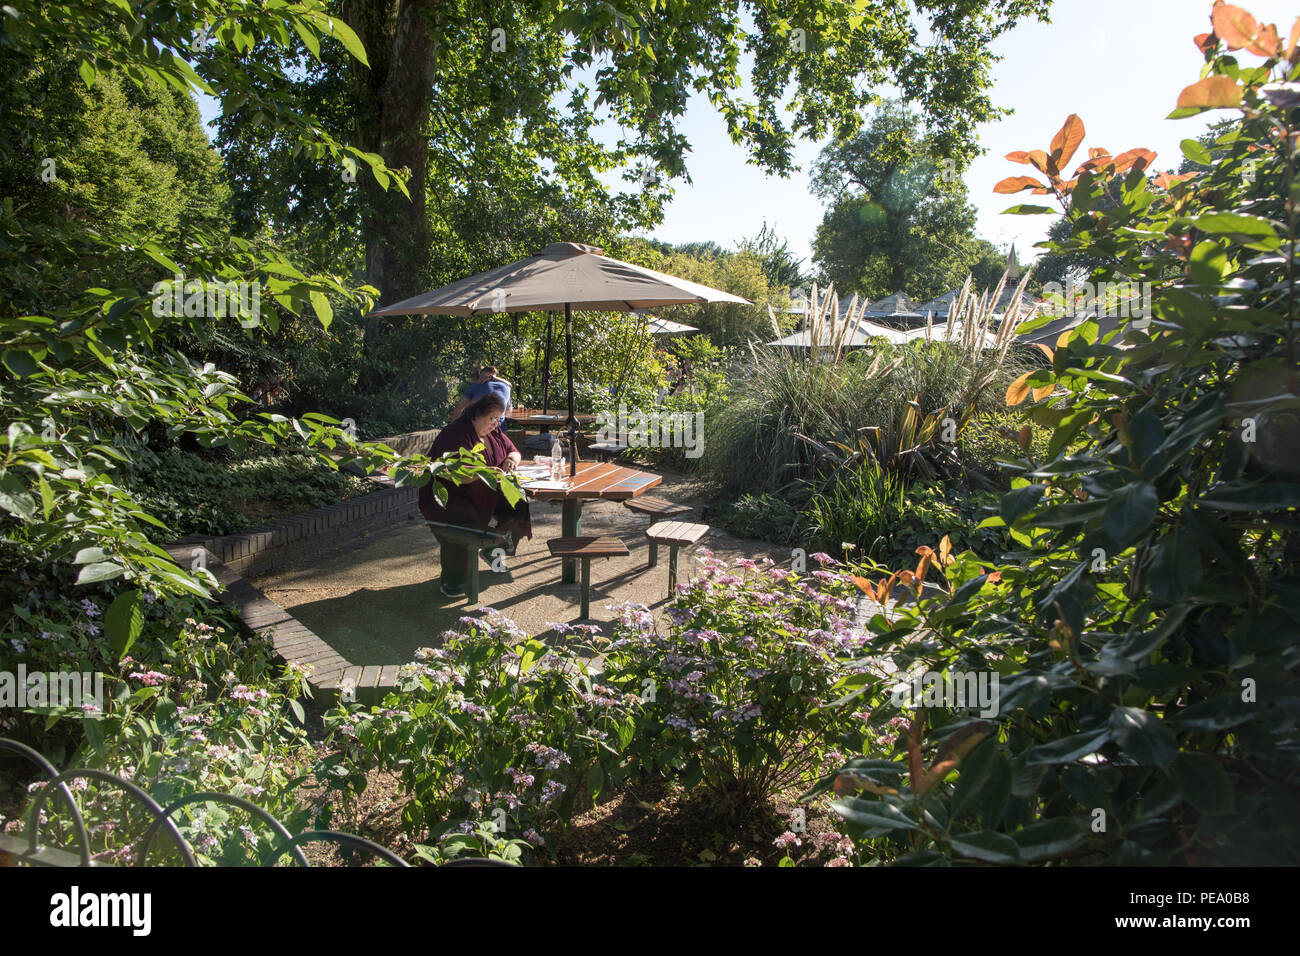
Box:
[250,475,786,666]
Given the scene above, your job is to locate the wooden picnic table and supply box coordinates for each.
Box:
[521,460,662,583]
[507,407,597,429]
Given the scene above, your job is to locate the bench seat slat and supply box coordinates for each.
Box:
[624,495,692,518]
[645,521,710,546]
[547,536,629,558]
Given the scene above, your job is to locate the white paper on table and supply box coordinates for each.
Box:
[521,480,571,491]
[517,466,550,479]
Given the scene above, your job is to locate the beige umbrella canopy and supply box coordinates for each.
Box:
[370,242,748,316]
[642,316,699,335]
[368,242,748,474]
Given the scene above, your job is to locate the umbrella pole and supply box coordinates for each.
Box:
[512,314,521,388]
[565,302,577,478]
[542,311,554,414]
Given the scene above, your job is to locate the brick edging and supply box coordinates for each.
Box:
[164,544,397,706]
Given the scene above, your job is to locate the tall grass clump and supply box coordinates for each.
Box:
[703,271,1040,498]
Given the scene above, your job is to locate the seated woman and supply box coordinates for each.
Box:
[418,393,533,597]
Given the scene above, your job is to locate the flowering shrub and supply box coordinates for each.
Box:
[598,550,868,816]
[319,608,641,859]
[0,606,317,865]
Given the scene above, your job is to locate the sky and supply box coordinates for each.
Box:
[632,0,1297,267]
[196,0,1295,270]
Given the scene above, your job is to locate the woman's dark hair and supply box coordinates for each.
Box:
[464,393,505,422]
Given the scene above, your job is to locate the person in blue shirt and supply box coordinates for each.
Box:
[452,365,511,426]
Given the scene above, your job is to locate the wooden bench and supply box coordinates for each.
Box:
[623,494,693,522]
[587,440,629,462]
[427,521,509,604]
[644,521,710,594]
[546,536,629,618]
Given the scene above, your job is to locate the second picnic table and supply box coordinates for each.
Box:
[507,408,597,430]
[522,460,662,583]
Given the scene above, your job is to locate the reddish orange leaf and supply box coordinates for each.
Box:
[1212,3,1260,50]
[849,575,876,599]
[1194,31,1218,54]
[1288,17,1300,59]
[1025,149,1050,173]
[1177,75,1242,110]
[994,175,1045,194]
[1005,371,1032,406]
[1005,150,1032,164]
[1154,171,1200,189]
[1017,424,1033,451]
[1032,343,1054,361]
[1111,147,1158,175]
[1049,114,1086,172]
[986,571,1003,584]
[1247,22,1281,57]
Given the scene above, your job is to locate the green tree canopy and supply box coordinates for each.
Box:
[810,100,1003,302]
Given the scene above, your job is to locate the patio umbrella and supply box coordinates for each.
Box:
[767,319,912,348]
[642,315,699,336]
[369,241,748,476]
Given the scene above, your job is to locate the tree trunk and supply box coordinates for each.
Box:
[341,0,437,360]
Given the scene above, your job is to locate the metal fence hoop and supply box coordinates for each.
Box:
[0,738,91,865]
[137,791,310,868]
[25,768,195,867]
[259,829,411,868]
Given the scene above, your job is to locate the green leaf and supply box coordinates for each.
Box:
[1193,212,1280,249]
[104,588,143,659]
[949,830,1022,864]
[73,547,108,564]
[76,561,124,585]
[0,475,36,520]
[2,349,39,378]
[1000,483,1045,526]
[1198,482,1300,511]
[1179,138,1211,165]
[831,797,918,833]
[1145,529,1203,604]
[950,737,998,820]
[1174,752,1234,815]
[1026,728,1110,765]
[309,289,333,328]
[587,762,604,800]
[1001,204,1056,215]
[1170,694,1254,731]
[323,16,370,67]
[1109,706,1176,767]
[1010,817,1088,861]
[1103,482,1158,547]
[1189,240,1228,286]
[78,58,95,87]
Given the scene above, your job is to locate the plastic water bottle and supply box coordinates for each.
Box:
[550,437,564,481]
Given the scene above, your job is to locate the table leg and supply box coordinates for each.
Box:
[580,557,591,619]
[561,498,582,583]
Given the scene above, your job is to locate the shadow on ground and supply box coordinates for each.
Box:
[250,474,784,667]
